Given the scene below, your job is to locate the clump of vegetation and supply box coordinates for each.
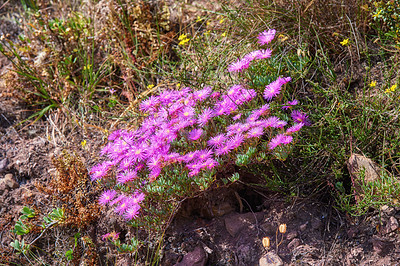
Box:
[7,151,102,265]
[2,0,400,264]
[91,31,307,250]
[371,0,400,46]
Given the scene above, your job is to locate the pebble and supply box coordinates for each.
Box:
[388,217,399,232]
[0,158,8,173]
[175,246,207,266]
[259,251,283,266]
[286,231,298,241]
[381,205,396,216]
[299,222,308,232]
[287,238,301,250]
[1,173,19,189]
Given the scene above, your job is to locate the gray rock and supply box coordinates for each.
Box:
[259,251,283,266]
[381,205,396,216]
[388,217,399,233]
[287,238,301,250]
[286,231,298,241]
[0,158,8,173]
[175,246,207,266]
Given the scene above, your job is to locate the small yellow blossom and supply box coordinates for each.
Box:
[369,81,377,87]
[196,16,202,22]
[340,38,350,46]
[178,34,190,45]
[206,21,210,26]
[385,84,397,93]
[219,18,224,24]
[203,30,211,36]
[83,64,92,70]
[221,32,227,37]
[373,9,382,18]
[147,84,154,89]
[176,83,181,88]
[278,34,288,42]
[81,140,87,148]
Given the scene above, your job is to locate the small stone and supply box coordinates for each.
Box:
[287,238,301,250]
[0,181,7,193]
[175,246,207,266]
[259,251,283,266]
[311,218,322,230]
[2,173,19,189]
[0,158,8,173]
[286,231,298,241]
[299,222,308,232]
[225,212,259,237]
[381,205,395,216]
[260,223,275,235]
[388,217,399,232]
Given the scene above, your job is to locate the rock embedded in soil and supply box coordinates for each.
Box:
[299,222,308,232]
[259,251,283,266]
[287,238,301,250]
[224,212,262,237]
[381,205,396,216]
[1,173,19,189]
[286,231,298,241]
[175,245,207,266]
[387,217,399,233]
[0,158,8,173]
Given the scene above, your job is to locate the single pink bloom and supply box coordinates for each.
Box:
[258,29,276,45]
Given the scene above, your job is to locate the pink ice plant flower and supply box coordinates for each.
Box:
[189,129,203,141]
[291,110,311,125]
[286,123,304,134]
[207,133,227,148]
[282,99,299,110]
[268,134,293,150]
[263,76,292,101]
[102,231,120,242]
[98,190,117,205]
[228,58,251,72]
[258,29,276,45]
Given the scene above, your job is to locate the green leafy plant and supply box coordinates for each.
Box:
[371,0,400,46]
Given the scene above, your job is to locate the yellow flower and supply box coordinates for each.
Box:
[178,34,190,45]
[178,34,187,41]
[278,34,288,42]
[221,32,227,37]
[83,64,92,70]
[219,18,224,24]
[373,9,382,18]
[147,84,154,89]
[385,85,396,93]
[340,39,350,46]
[81,140,87,148]
[196,16,202,22]
[369,81,377,87]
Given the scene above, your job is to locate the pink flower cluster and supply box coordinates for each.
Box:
[227,29,276,73]
[91,29,308,222]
